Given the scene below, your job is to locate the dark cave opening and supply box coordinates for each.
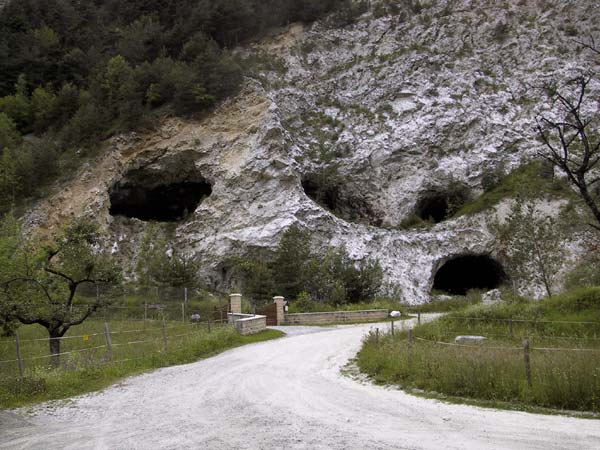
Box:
[109,181,212,222]
[416,195,449,223]
[432,255,507,295]
[301,177,340,212]
[300,174,383,226]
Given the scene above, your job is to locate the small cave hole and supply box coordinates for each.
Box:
[301,173,383,226]
[109,181,212,222]
[416,195,449,223]
[432,255,507,295]
[301,176,340,212]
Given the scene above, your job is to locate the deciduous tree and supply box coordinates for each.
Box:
[0,218,121,364]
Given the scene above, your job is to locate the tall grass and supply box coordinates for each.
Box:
[358,332,600,412]
[0,320,283,408]
[357,287,600,413]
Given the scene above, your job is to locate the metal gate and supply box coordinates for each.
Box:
[259,302,278,326]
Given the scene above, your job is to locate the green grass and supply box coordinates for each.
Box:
[454,161,572,218]
[356,287,600,413]
[0,321,284,409]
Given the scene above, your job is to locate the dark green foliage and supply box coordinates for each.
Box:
[0,0,345,208]
[565,252,600,291]
[232,225,383,305]
[136,225,200,288]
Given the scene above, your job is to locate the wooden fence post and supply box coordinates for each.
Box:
[523,338,532,387]
[375,328,380,344]
[207,318,212,333]
[407,328,413,369]
[417,312,421,326]
[391,319,395,336]
[181,303,185,323]
[162,319,168,349]
[104,322,113,361]
[15,332,24,378]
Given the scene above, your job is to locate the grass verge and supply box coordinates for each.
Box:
[0,324,284,409]
[356,287,600,414]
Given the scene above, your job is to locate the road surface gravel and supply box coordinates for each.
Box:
[1,317,599,450]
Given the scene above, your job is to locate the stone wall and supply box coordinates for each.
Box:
[228,313,267,335]
[284,309,389,325]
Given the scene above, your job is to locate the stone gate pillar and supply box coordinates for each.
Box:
[229,293,242,314]
[273,296,286,325]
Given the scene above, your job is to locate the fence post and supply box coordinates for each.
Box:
[391,319,395,336]
[184,287,188,308]
[523,338,532,387]
[162,319,168,349]
[104,322,113,361]
[375,328,379,344]
[407,328,413,369]
[207,318,212,333]
[181,303,185,323]
[417,312,421,326]
[15,332,24,378]
[144,300,148,323]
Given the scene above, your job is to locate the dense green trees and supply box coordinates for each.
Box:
[136,225,200,288]
[0,0,348,211]
[233,225,383,306]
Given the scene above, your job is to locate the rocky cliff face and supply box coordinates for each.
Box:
[26,0,600,303]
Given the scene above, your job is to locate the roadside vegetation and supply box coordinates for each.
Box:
[0,320,283,408]
[230,225,386,310]
[357,287,600,413]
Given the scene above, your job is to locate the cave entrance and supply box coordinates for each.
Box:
[432,255,507,295]
[109,181,212,222]
[301,177,340,212]
[416,195,449,223]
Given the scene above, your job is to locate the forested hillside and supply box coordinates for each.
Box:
[0,0,353,211]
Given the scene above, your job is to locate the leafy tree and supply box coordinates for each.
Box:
[0,146,19,206]
[31,85,57,133]
[0,218,121,364]
[0,112,21,150]
[495,197,566,298]
[231,256,275,306]
[272,225,311,299]
[116,15,165,64]
[0,75,32,132]
[136,225,200,287]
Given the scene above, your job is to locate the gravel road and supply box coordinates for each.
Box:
[1,317,599,450]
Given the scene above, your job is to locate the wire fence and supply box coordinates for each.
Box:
[0,318,231,378]
[372,317,600,388]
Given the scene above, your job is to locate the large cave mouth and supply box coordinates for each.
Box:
[109,181,212,222]
[432,255,507,295]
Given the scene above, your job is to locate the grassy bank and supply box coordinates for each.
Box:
[0,321,284,409]
[357,287,600,413]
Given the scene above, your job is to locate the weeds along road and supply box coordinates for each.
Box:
[1,316,599,450]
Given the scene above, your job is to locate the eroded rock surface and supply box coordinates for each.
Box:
[25,1,600,303]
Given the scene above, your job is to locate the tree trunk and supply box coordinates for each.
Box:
[49,329,62,367]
